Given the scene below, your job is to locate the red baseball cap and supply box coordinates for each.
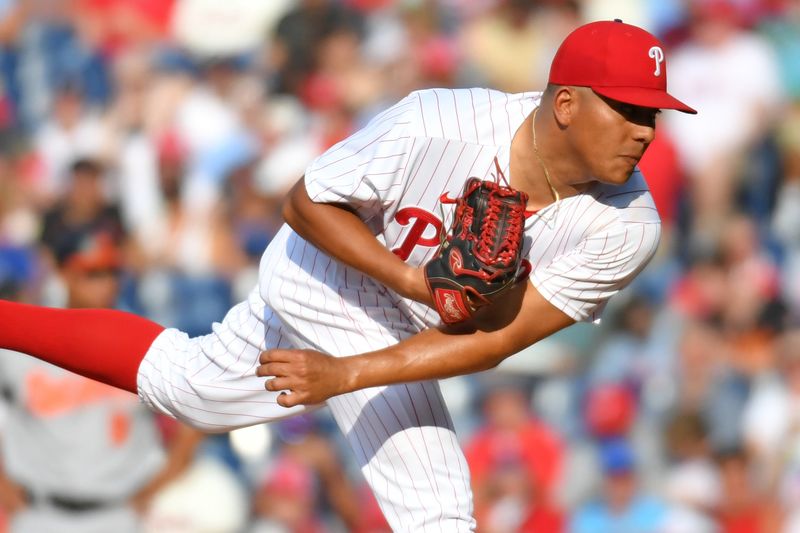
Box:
[548,20,697,114]
[62,232,122,272]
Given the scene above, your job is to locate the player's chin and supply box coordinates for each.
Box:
[598,163,637,186]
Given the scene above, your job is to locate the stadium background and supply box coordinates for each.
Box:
[0,0,799,531]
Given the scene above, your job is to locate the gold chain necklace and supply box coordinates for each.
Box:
[531,106,561,205]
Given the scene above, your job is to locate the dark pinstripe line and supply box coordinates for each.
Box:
[332,280,433,529]
[207,303,263,381]
[419,382,463,507]
[504,92,512,140]
[317,159,370,182]
[312,128,393,173]
[415,139,451,206]
[140,364,287,417]
[341,391,407,526]
[576,205,616,242]
[371,390,434,532]
[552,197,584,259]
[487,88,496,145]
[403,383,446,526]
[450,89,463,142]
[418,92,428,137]
[434,89,445,138]
[437,144,472,210]
[334,395,389,514]
[469,89,478,143]
[241,316,281,377]
[602,188,649,200]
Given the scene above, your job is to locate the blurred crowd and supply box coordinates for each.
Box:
[0,0,799,531]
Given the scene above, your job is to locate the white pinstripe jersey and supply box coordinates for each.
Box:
[137,88,661,532]
[298,87,661,332]
[139,86,661,426]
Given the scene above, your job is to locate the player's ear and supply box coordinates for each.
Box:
[550,85,579,127]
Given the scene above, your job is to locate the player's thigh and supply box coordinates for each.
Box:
[137,297,313,431]
[326,380,474,530]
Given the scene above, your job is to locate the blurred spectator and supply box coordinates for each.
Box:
[459,0,580,93]
[4,1,112,132]
[742,331,800,512]
[663,0,784,245]
[271,0,365,97]
[758,1,800,100]
[254,96,319,198]
[661,410,721,533]
[32,82,106,204]
[588,295,658,389]
[39,158,125,270]
[251,415,361,533]
[126,96,249,334]
[715,446,776,533]
[464,378,565,532]
[222,158,282,300]
[172,0,283,58]
[772,102,800,322]
[171,56,259,211]
[638,128,685,230]
[0,152,42,249]
[584,383,637,439]
[569,438,668,533]
[101,46,163,239]
[0,229,204,533]
[73,0,175,53]
[672,320,751,452]
[717,213,780,334]
[669,249,729,322]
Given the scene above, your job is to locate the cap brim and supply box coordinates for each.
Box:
[65,252,122,272]
[593,86,697,114]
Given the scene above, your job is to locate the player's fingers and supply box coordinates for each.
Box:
[258,350,275,365]
[259,349,298,364]
[264,377,291,392]
[255,362,292,378]
[277,391,301,408]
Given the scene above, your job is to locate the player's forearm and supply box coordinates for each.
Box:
[340,283,573,391]
[260,282,574,405]
[283,179,416,297]
[344,327,516,389]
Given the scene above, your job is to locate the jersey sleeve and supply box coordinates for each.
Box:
[303,94,418,219]
[530,220,661,323]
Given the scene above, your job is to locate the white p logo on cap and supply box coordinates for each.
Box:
[648,46,664,77]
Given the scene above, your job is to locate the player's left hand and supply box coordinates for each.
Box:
[257,349,352,407]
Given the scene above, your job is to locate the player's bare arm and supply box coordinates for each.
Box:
[257,279,575,406]
[283,179,433,306]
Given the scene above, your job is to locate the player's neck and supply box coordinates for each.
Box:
[510,107,591,211]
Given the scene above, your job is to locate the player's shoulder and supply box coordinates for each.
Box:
[408,87,536,105]
[404,88,541,143]
[591,168,661,226]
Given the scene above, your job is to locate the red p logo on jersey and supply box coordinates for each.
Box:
[392,207,443,261]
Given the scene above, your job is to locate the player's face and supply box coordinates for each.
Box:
[571,90,658,185]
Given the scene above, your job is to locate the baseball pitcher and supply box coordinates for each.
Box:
[0,20,695,531]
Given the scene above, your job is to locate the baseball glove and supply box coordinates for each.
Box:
[424,175,529,325]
